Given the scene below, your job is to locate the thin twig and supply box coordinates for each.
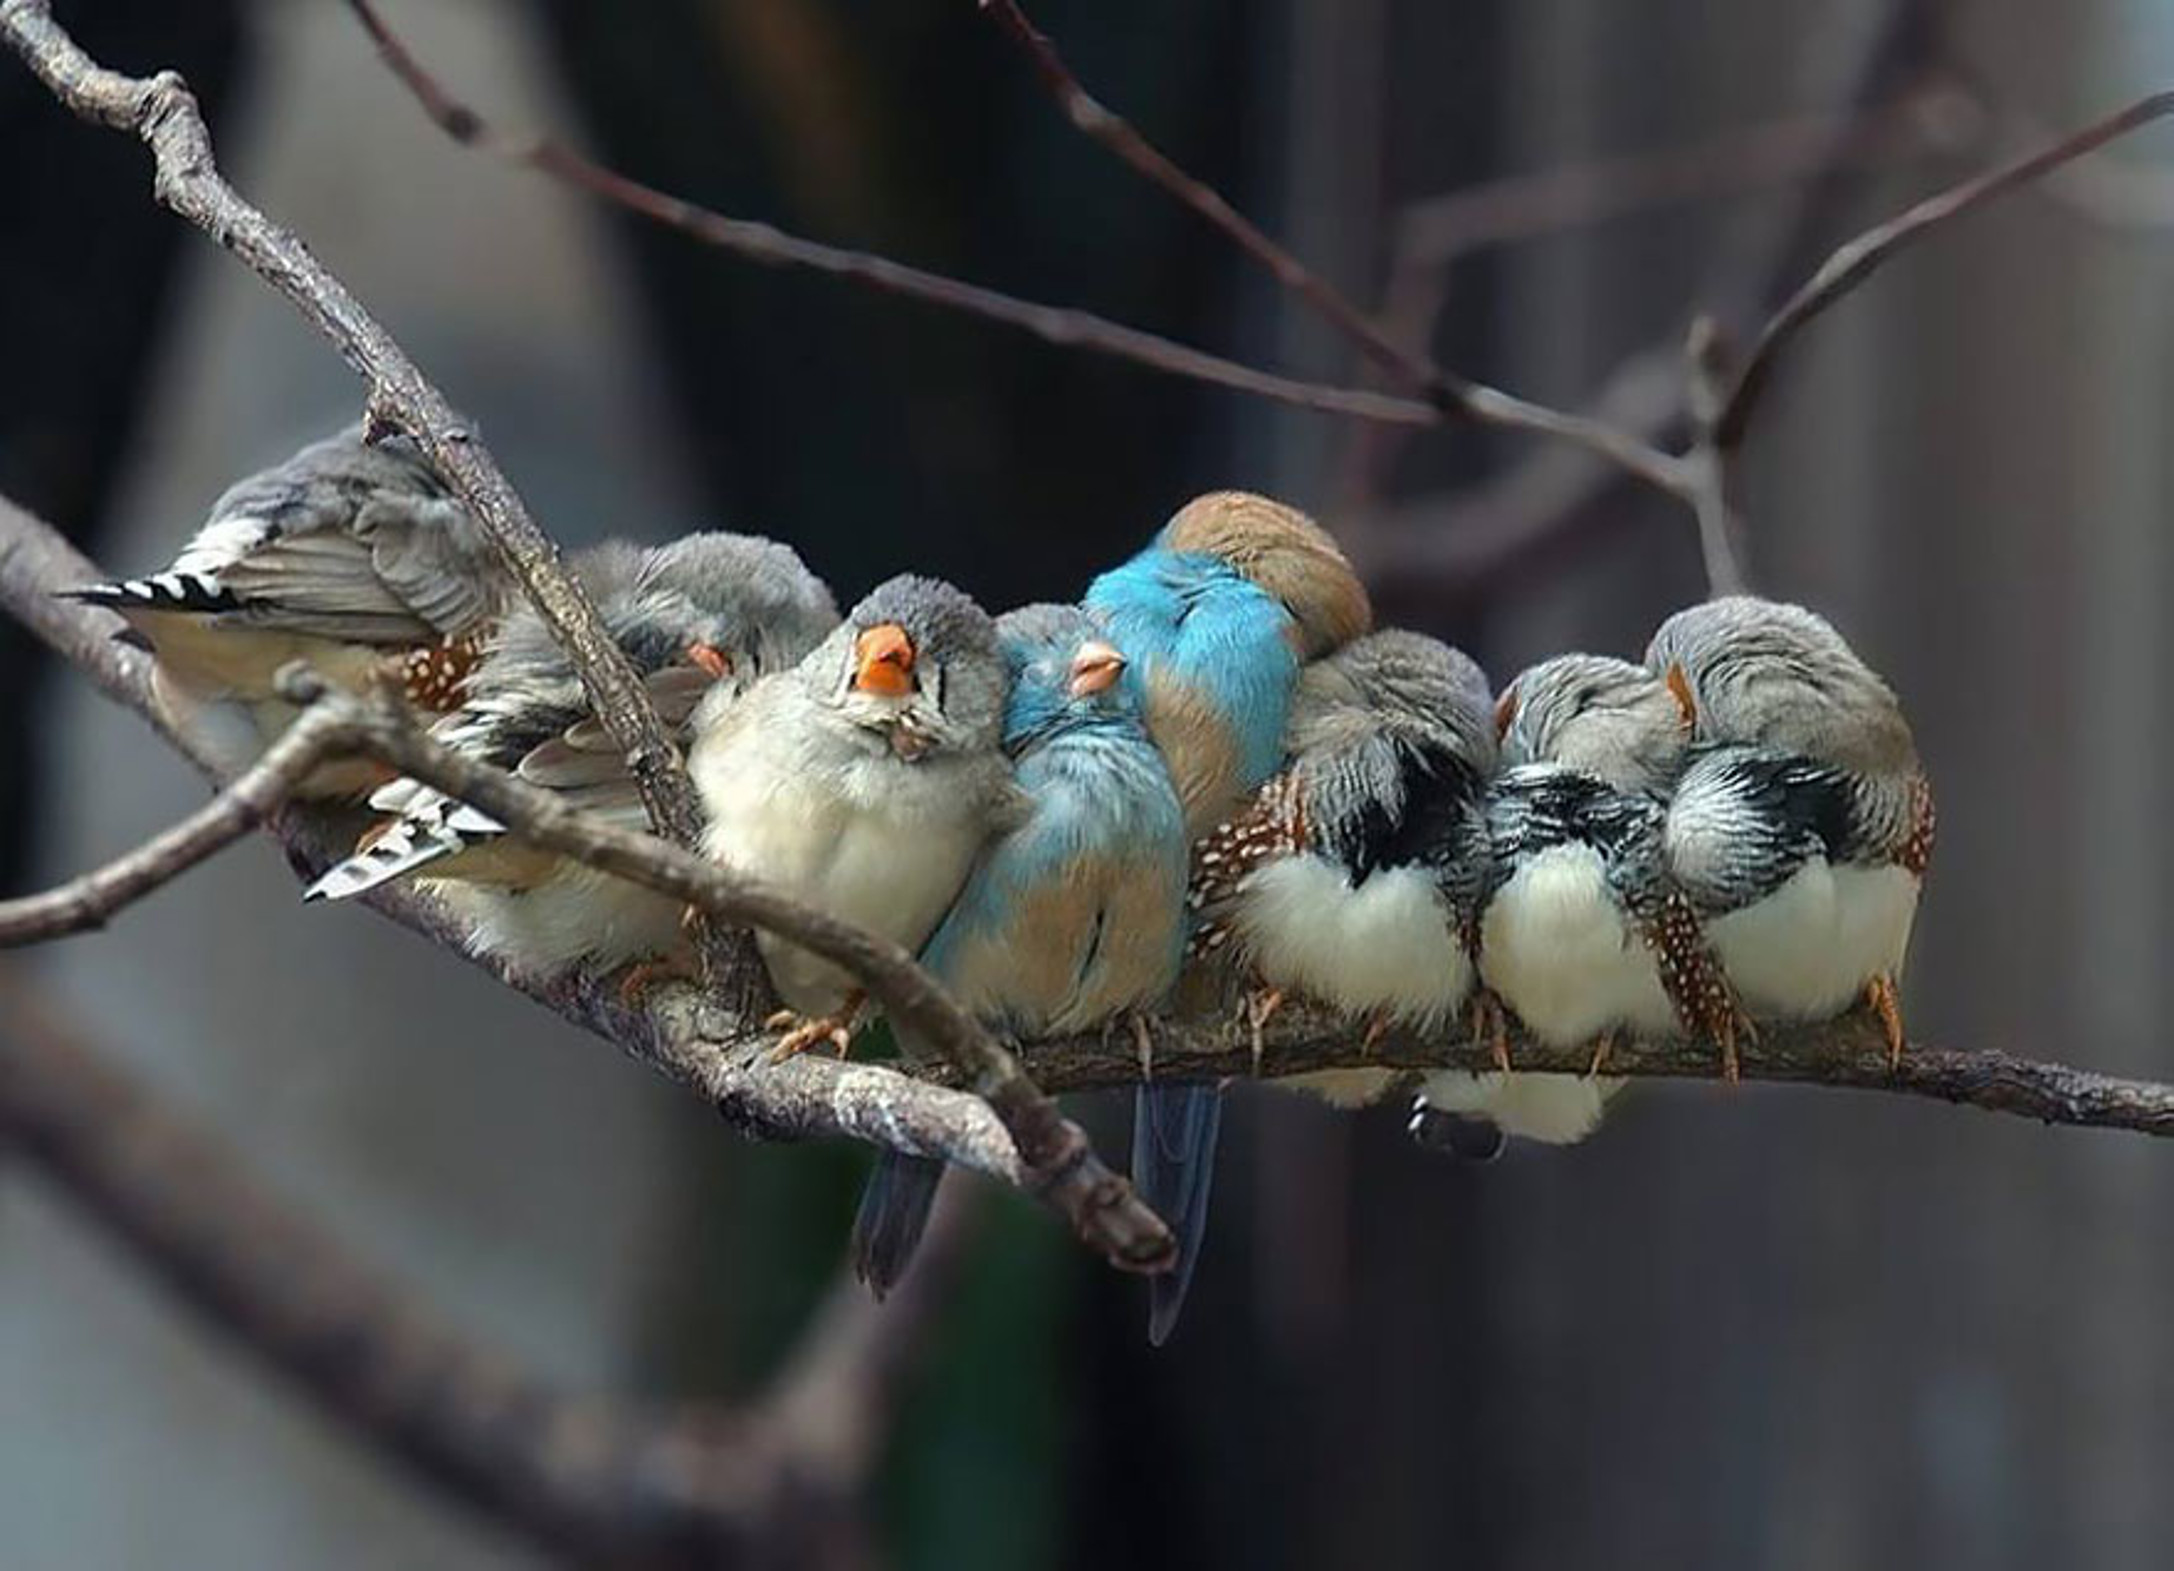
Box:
[1356,0,1937,583]
[342,0,1429,428]
[342,0,1683,499]
[0,705,359,946]
[978,0,1687,497]
[1681,315,1751,595]
[1716,88,2174,450]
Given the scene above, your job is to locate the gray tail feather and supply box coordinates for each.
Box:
[850,1152,945,1300]
[1134,1082,1223,1347]
[63,573,239,616]
[302,819,467,902]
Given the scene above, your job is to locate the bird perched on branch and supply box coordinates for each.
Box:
[690,574,1021,1059]
[64,423,509,796]
[1187,630,1496,1113]
[850,604,1187,1297]
[1646,596,1933,1068]
[1412,653,1727,1158]
[1084,490,1371,1344]
[303,532,837,981]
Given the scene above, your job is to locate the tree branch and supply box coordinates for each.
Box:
[0,0,700,850]
[1715,88,2174,451]
[0,973,965,1565]
[977,0,1688,499]
[0,488,1168,1273]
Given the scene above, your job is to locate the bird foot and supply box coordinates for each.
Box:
[1469,990,1513,1074]
[616,953,700,1009]
[1361,1012,1395,1057]
[1865,974,1905,1073]
[1127,1010,1157,1082]
[765,995,866,1063]
[1586,1029,1616,1079]
[1243,987,1285,1078]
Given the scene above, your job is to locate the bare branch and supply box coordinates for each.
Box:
[341,0,1430,428]
[978,0,1688,499]
[1716,89,2174,450]
[5,491,2174,1188]
[0,974,958,1563]
[0,490,1170,1276]
[0,705,361,946]
[0,0,700,851]
[1358,0,1938,584]
[1680,316,1751,595]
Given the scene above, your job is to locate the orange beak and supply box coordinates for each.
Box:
[1068,639,1126,698]
[685,641,733,680]
[853,623,916,697]
[1664,661,1698,734]
[1493,687,1519,742]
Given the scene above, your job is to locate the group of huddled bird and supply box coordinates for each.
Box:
[72,424,1933,1343]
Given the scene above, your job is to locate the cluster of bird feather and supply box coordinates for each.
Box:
[73,425,1932,1344]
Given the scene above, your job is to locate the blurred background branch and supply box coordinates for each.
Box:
[0,968,975,1565]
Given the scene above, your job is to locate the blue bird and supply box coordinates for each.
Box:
[1083,491,1371,1344]
[850,603,1190,1296]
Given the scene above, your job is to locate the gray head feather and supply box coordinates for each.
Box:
[485,531,837,695]
[1289,629,1497,777]
[799,574,1008,757]
[1645,596,1916,776]
[1499,652,1690,795]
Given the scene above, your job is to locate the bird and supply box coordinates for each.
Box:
[63,423,510,796]
[849,603,1188,1298]
[1084,489,1372,1344]
[1646,596,1933,1069]
[1411,652,1729,1157]
[1186,630,1497,1114]
[688,574,1023,1060]
[302,531,838,983]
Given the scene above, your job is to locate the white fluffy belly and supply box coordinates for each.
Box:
[1234,855,1470,1028]
[1417,1069,1624,1146]
[1708,860,1919,1020]
[1479,843,1675,1046]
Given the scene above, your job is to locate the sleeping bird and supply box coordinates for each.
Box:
[850,604,1187,1296]
[303,532,837,983]
[66,422,511,796]
[1085,490,1371,1343]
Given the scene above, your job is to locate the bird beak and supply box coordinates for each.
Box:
[685,641,733,681]
[853,623,916,697]
[1068,639,1126,698]
[1493,688,1519,742]
[1664,661,1697,734]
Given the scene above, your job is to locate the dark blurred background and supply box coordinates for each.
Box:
[5,1,2173,1566]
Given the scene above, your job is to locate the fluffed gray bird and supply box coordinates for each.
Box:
[64,423,509,795]
[689,574,1023,1058]
[303,532,838,981]
[850,603,1188,1297]
[1647,596,1933,1067]
[1187,631,1497,1114]
[1412,653,1727,1154]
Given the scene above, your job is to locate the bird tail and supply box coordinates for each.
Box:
[61,573,240,616]
[302,793,500,902]
[1133,1081,1224,1347]
[850,1151,946,1299]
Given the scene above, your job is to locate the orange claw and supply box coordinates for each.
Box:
[765,992,868,1063]
[1586,1029,1616,1079]
[1866,974,1906,1073]
[1244,987,1286,1077]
